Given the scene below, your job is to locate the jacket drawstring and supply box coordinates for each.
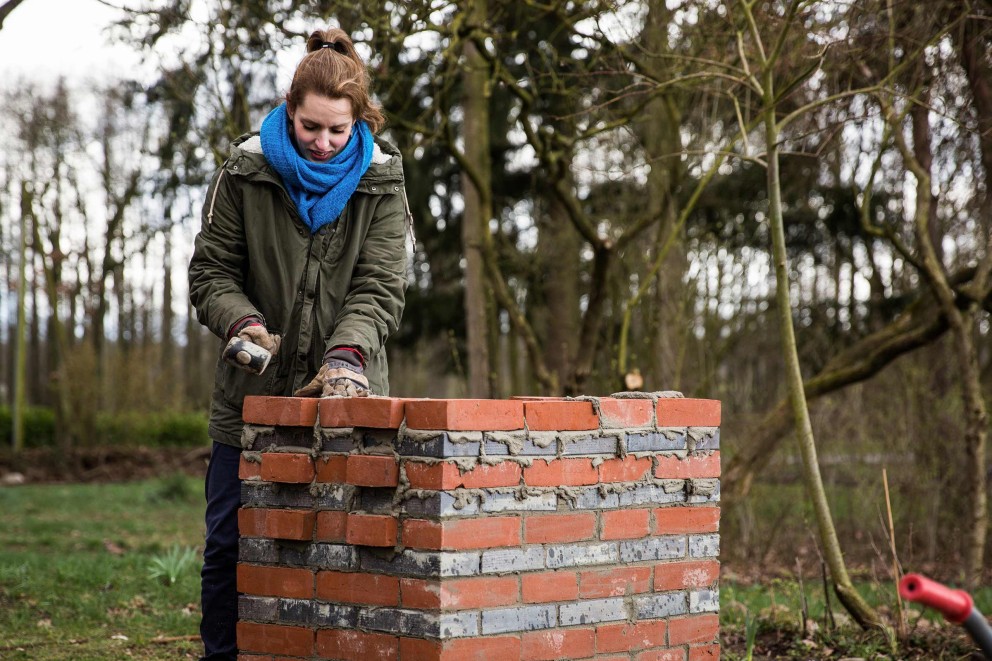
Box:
[206,169,226,225]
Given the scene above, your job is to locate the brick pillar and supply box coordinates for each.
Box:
[235,394,721,661]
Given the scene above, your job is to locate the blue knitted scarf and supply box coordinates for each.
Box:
[259,102,374,233]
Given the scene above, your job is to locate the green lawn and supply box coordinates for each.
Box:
[1,475,987,660]
[0,475,204,660]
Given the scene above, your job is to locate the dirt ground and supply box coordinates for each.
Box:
[0,446,210,485]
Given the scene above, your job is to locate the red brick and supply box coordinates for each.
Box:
[260,452,315,483]
[655,560,720,591]
[521,629,595,660]
[656,398,721,427]
[316,629,398,661]
[346,454,399,487]
[237,654,272,661]
[597,621,667,653]
[524,400,598,431]
[440,517,520,550]
[316,571,399,606]
[346,513,398,547]
[524,512,597,544]
[522,571,579,603]
[243,396,318,427]
[653,507,720,534]
[237,622,313,657]
[400,578,441,609]
[599,456,653,483]
[599,398,654,428]
[579,566,652,598]
[405,399,524,431]
[403,461,460,489]
[315,454,348,482]
[319,396,406,429]
[315,510,346,541]
[237,564,313,599]
[636,650,687,661]
[238,508,315,541]
[460,461,522,488]
[654,453,721,479]
[402,519,443,549]
[439,636,522,661]
[669,614,719,645]
[524,457,598,487]
[688,643,721,659]
[400,637,441,659]
[601,508,651,540]
[439,576,519,608]
[239,456,261,480]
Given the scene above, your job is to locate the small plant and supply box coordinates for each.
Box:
[148,545,198,587]
[744,610,758,661]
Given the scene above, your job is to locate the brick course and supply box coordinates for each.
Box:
[237,394,721,660]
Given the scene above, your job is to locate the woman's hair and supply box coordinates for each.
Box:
[286,28,385,133]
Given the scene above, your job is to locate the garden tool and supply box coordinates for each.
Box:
[899,573,992,659]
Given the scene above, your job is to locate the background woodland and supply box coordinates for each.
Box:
[1,0,991,589]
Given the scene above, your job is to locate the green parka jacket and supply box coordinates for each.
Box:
[189,133,409,447]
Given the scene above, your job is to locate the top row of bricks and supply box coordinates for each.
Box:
[243,396,721,432]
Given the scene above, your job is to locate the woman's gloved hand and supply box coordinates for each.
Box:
[294,348,370,398]
[237,323,282,356]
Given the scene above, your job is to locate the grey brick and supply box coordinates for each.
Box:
[319,428,359,453]
[238,595,278,622]
[397,432,481,458]
[618,536,686,563]
[278,598,314,625]
[359,607,440,636]
[559,597,627,626]
[626,429,686,452]
[480,490,558,513]
[561,433,619,456]
[402,491,481,517]
[358,429,400,450]
[241,482,316,509]
[481,604,556,634]
[688,427,720,450]
[687,479,721,504]
[359,549,480,577]
[440,611,480,638]
[243,425,313,451]
[567,487,620,510]
[635,592,688,619]
[307,543,358,570]
[481,546,545,574]
[618,482,685,507]
[359,487,397,514]
[546,542,619,569]
[690,588,720,613]
[278,540,314,567]
[312,602,358,628]
[689,534,720,558]
[522,432,560,456]
[239,537,278,564]
[313,484,351,509]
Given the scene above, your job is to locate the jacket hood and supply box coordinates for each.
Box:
[228,131,405,186]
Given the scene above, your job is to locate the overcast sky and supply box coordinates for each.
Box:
[0,0,140,86]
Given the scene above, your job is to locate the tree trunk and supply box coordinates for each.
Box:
[460,0,494,398]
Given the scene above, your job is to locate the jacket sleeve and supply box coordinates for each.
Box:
[188,165,264,340]
[327,189,408,360]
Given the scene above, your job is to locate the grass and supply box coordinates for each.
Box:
[0,475,204,660]
[2,475,989,660]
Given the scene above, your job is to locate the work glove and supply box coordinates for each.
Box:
[294,359,370,398]
[234,319,281,356]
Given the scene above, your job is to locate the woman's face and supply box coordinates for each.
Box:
[288,93,355,163]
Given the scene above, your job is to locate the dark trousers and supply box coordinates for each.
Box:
[200,441,242,661]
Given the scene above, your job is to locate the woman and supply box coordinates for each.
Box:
[188,27,409,660]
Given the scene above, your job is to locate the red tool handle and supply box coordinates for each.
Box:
[899,573,973,624]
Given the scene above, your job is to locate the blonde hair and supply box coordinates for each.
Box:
[286,28,385,133]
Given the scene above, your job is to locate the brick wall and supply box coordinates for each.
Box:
[236,394,721,661]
